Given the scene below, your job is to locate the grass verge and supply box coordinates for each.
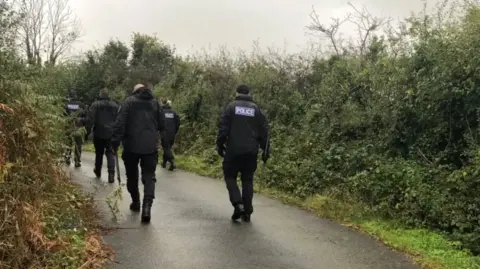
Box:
[37,180,113,269]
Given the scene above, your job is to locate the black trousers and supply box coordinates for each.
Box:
[161,138,175,165]
[93,137,115,173]
[222,153,257,214]
[122,151,158,202]
[65,133,82,164]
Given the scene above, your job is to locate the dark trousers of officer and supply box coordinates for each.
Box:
[122,150,158,203]
[66,133,82,164]
[222,152,257,214]
[161,138,175,165]
[93,137,115,174]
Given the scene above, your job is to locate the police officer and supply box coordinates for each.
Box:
[161,99,181,171]
[64,92,86,167]
[86,88,119,183]
[216,84,270,222]
[111,84,166,223]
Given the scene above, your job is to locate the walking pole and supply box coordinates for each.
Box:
[115,148,121,185]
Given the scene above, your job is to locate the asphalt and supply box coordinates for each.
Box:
[68,152,421,269]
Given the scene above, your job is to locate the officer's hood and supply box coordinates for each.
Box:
[133,87,154,100]
[235,93,253,102]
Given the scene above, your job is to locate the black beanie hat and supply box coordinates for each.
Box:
[236,84,250,94]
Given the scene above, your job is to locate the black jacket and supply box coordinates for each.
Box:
[112,87,166,154]
[216,94,269,156]
[87,97,119,139]
[162,105,181,140]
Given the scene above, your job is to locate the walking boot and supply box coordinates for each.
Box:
[130,200,141,212]
[75,162,81,168]
[242,213,251,223]
[243,205,253,222]
[141,201,152,223]
[231,204,245,222]
[108,172,115,183]
[168,160,176,171]
[93,168,101,178]
[161,160,167,168]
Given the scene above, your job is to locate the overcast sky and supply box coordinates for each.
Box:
[70,0,429,56]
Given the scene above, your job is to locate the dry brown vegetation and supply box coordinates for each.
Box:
[0,95,113,268]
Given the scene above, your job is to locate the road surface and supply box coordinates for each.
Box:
[68,152,420,269]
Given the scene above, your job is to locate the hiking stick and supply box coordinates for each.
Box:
[115,149,121,185]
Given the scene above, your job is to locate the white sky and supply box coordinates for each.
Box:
[70,0,430,56]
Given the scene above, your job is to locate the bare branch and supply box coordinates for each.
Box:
[306,5,350,56]
[45,0,81,65]
[346,2,391,58]
[14,0,81,66]
[16,0,47,65]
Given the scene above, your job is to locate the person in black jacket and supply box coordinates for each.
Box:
[216,84,270,222]
[64,93,87,167]
[111,84,166,223]
[161,99,181,171]
[87,88,119,183]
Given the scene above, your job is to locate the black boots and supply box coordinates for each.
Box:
[231,204,251,222]
[130,200,151,224]
[231,204,246,221]
[108,172,115,183]
[168,160,176,171]
[93,169,114,183]
[130,201,141,212]
[93,168,101,178]
[141,201,152,223]
[242,213,251,222]
[74,162,81,168]
[162,159,176,171]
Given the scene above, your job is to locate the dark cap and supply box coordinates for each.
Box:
[236,84,250,95]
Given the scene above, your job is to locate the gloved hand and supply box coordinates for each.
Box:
[111,140,120,152]
[217,144,225,157]
[262,149,270,163]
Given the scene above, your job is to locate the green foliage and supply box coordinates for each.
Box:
[65,33,176,104]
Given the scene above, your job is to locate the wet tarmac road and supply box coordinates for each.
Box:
[68,152,420,269]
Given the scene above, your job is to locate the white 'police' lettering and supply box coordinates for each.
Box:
[235,106,255,117]
[165,113,174,118]
[67,104,80,110]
